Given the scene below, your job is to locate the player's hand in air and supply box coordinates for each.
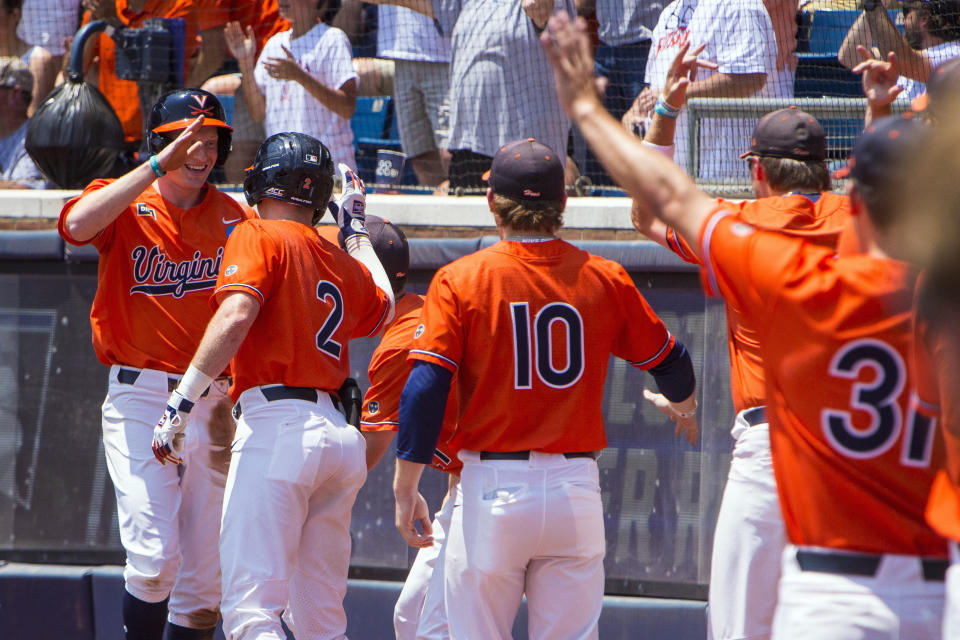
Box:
[643,388,699,446]
[152,390,194,465]
[540,12,605,119]
[152,115,206,176]
[330,163,369,240]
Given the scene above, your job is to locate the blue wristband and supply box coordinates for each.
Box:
[149,155,166,178]
[654,97,681,120]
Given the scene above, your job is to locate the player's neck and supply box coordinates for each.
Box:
[499,226,557,242]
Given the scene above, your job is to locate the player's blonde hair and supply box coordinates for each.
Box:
[490,193,564,234]
[758,157,831,194]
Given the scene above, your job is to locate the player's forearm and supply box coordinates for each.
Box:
[299,75,357,120]
[864,8,931,82]
[569,97,715,246]
[393,458,427,497]
[362,430,397,471]
[686,72,766,99]
[189,292,260,380]
[63,161,162,242]
[345,235,396,323]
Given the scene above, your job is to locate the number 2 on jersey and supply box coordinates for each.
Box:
[511,302,585,389]
[316,281,344,359]
[821,338,936,467]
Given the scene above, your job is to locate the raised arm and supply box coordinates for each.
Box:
[62,116,207,242]
[541,13,718,249]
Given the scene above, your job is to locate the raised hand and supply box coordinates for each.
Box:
[153,116,206,175]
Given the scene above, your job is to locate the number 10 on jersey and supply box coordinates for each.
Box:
[511,302,586,390]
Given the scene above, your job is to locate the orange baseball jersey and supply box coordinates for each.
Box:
[665,193,849,412]
[83,1,199,143]
[362,293,461,474]
[699,210,946,556]
[58,180,254,372]
[410,239,677,455]
[912,283,960,542]
[214,219,392,401]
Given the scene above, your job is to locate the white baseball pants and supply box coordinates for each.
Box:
[219,387,367,640]
[102,364,233,629]
[394,476,458,640]
[444,450,606,640]
[707,412,784,640]
[942,542,960,640]
[772,545,945,639]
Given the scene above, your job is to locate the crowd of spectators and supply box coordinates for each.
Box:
[1,0,959,192]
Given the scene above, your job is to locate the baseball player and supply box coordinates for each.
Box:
[152,132,394,640]
[393,137,699,639]
[57,89,252,640]
[353,216,460,639]
[543,13,947,637]
[632,42,851,640]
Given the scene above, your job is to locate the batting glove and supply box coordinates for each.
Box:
[329,163,368,241]
[152,390,194,465]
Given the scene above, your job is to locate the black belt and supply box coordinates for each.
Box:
[742,406,767,427]
[233,385,322,419]
[117,367,230,396]
[479,450,598,461]
[796,549,948,582]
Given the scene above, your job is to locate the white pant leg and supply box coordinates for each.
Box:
[943,543,960,640]
[415,485,458,640]
[283,417,366,640]
[102,369,183,605]
[220,389,365,640]
[709,417,784,640]
[395,484,456,640]
[772,545,945,640]
[524,454,605,640]
[444,451,604,640]
[168,379,234,628]
[444,455,537,640]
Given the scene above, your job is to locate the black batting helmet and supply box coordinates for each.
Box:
[148,88,233,166]
[243,132,335,215]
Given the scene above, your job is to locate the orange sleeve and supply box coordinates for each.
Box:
[213,221,275,306]
[361,345,409,432]
[664,227,701,265]
[836,217,861,257]
[610,263,675,369]
[57,180,115,248]
[409,268,463,373]
[698,210,807,325]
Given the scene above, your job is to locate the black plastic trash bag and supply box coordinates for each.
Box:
[25,79,124,190]
[25,20,125,189]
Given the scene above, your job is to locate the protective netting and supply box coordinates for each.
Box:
[4,0,958,194]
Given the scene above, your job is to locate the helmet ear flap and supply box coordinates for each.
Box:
[149,130,170,156]
[243,169,266,206]
[217,129,232,166]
